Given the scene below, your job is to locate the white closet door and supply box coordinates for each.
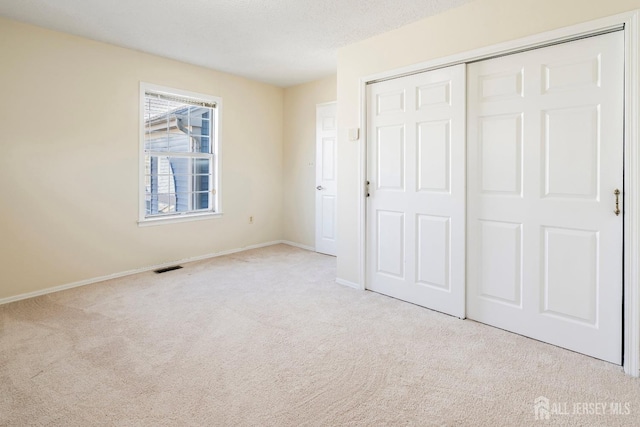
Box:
[366,64,466,318]
[467,31,624,363]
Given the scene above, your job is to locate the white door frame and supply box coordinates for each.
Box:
[356,10,640,376]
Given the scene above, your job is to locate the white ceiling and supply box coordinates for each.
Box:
[0,0,472,87]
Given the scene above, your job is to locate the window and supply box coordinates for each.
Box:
[139,84,221,224]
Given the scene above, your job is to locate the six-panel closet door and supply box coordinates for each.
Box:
[466,31,624,364]
[366,64,466,318]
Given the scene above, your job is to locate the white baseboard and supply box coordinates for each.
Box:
[336,278,362,290]
[0,240,282,306]
[281,240,315,252]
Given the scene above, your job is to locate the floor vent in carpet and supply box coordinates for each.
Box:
[154,265,183,274]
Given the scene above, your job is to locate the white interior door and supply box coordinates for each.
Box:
[366,64,466,317]
[466,31,624,363]
[316,102,337,256]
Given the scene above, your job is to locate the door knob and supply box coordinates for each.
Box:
[316,185,324,190]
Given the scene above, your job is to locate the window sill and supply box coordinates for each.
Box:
[138,212,222,227]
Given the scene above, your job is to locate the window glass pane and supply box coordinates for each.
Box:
[144,93,214,155]
[145,98,170,122]
[193,175,209,192]
[144,155,151,182]
[145,120,169,152]
[191,118,210,136]
[167,131,190,152]
[175,193,190,212]
[145,195,152,216]
[145,118,169,136]
[156,194,175,214]
[171,110,189,133]
[147,159,212,201]
[147,157,175,196]
[145,137,167,153]
[194,136,210,153]
[188,107,211,135]
[166,157,189,176]
[193,192,210,210]
[193,158,210,175]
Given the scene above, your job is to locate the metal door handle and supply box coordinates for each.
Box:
[615,189,621,216]
[316,185,324,191]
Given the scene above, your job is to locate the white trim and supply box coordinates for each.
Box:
[216,92,224,218]
[358,79,367,292]
[357,10,640,376]
[281,240,316,252]
[138,212,223,227]
[623,10,640,377]
[138,82,223,225]
[0,241,282,306]
[336,278,360,289]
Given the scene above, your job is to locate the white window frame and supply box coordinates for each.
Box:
[138,82,222,226]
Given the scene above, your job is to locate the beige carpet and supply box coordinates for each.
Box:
[1,244,638,426]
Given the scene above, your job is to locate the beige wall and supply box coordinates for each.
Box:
[335,0,640,285]
[283,76,337,247]
[0,17,284,300]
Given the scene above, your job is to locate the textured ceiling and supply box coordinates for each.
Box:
[0,0,472,87]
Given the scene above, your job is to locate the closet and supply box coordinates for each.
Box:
[366,30,624,364]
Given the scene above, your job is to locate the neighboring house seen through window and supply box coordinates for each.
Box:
[140,84,220,223]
